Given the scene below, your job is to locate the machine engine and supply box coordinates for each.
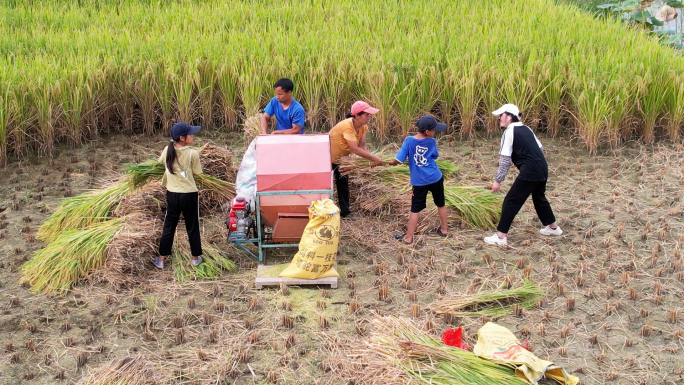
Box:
[227,196,254,238]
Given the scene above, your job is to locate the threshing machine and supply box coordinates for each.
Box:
[227,134,333,263]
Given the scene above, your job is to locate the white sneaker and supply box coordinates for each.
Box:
[484,233,507,246]
[540,225,563,236]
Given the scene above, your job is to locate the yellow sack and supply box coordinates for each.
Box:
[279,199,340,279]
[473,322,579,385]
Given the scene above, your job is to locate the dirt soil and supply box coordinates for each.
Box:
[0,131,683,385]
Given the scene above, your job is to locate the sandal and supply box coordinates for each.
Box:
[394,232,412,245]
[436,228,448,238]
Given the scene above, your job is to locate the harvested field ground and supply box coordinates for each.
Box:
[0,131,683,384]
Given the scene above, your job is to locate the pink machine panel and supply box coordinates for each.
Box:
[255,135,333,228]
[256,134,332,191]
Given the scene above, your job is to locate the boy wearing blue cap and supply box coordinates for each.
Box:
[155,122,204,269]
[388,116,449,244]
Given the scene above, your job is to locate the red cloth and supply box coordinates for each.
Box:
[442,327,468,350]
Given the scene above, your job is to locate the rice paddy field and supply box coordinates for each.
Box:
[2,0,684,384]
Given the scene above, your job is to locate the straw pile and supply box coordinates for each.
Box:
[337,316,528,384]
[339,154,502,228]
[22,143,237,294]
[76,356,158,385]
[428,280,543,318]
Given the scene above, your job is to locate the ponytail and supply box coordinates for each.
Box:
[345,111,367,119]
[165,140,177,174]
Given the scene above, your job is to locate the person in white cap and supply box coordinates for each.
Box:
[329,101,384,218]
[484,104,562,246]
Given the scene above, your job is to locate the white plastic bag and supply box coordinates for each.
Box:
[235,139,258,211]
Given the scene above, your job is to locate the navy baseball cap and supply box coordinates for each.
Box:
[171,122,201,140]
[416,115,447,132]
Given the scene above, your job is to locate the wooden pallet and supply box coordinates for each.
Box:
[254,264,338,289]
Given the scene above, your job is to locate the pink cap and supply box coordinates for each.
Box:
[350,100,379,116]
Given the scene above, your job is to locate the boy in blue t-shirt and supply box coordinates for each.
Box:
[260,78,306,135]
[387,115,449,244]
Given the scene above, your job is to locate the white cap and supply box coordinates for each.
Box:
[492,104,520,117]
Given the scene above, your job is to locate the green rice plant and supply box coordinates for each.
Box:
[438,67,458,131]
[195,57,217,130]
[239,61,269,117]
[443,186,502,229]
[10,82,31,158]
[637,69,669,144]
[0,80,14,168]
[114,64,135,134]
[480,67,504,135]
[60,70,85,145]
[501,57,545,130]
[321,61,346,127]
[395,66,440,137]
[605,77,636,148]
[368,316,528,385]
[568,68,612,153]
[428,280,543,318]
[665,72,684,141]
[297,63,326,131]
[22,218,125,294]
[539,59,566,137]
[81,66,104,139]
[36,180,131,243]
[156,61,176,131]
[453,59,482,138]
[173,62,197,124]
[171,242,236,282]
[216,64,240,130]
[31,79,56,158]
[3,0,684,156]
[133,62,158,135]
[363,66,398,141]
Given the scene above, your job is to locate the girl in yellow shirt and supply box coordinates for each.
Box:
[155,122,203,269]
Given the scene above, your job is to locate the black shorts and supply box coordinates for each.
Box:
[411,177,445,213]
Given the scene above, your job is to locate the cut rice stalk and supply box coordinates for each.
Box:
[172,240,237,282]
[443,186,502,228]
[22,218,125,294]
[428,280,543,318]
[36,181,130,243]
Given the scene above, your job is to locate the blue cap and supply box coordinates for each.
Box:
[416,115,447,132]
[171,122,201,140]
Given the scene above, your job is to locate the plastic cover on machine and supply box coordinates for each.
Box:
[235,139,257,211]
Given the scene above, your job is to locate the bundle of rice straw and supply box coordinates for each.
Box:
[36,181,131,243]
[361,316,528,384]
[428,280,543,318]
[171,232,237,282]
[339,155,502,228]
[21,218,125,294]
[76,355,158,385]
[243,113,262,143]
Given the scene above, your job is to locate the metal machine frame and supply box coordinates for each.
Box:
[230,188,334,263]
